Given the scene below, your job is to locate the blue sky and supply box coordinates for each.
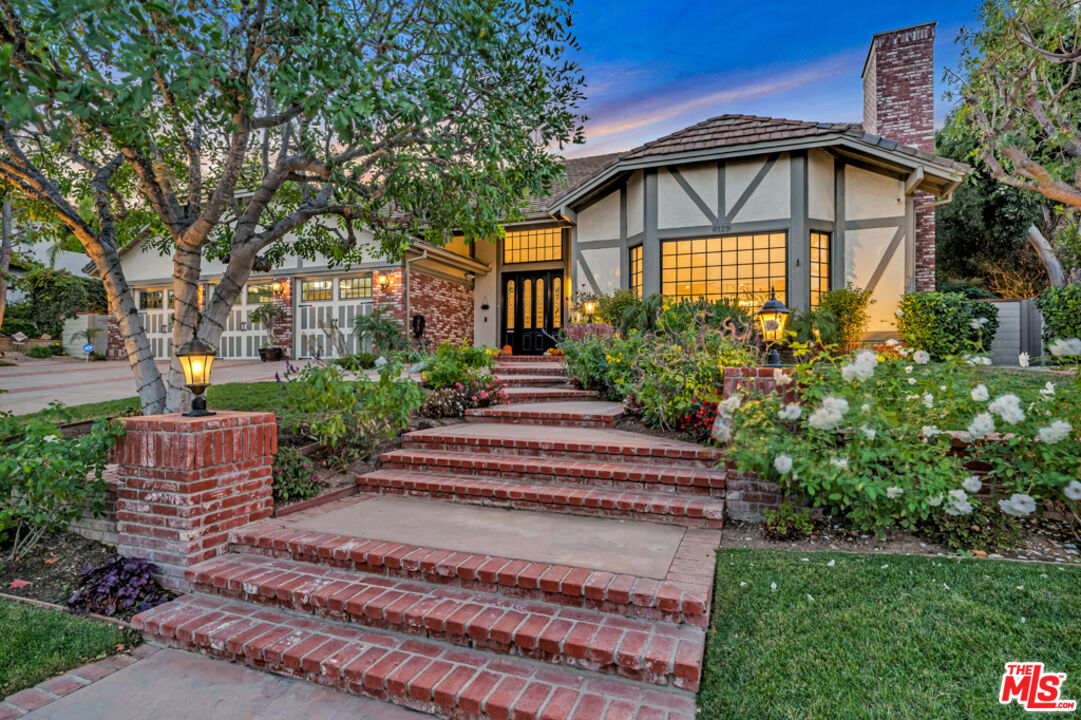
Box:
[564,0,979,157]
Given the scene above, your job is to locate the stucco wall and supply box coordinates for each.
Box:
[658,163,716,229]
[725,153,790,223]
[577,189,621,243]
[473,238,499,347]
[808,148,835,221]
[578,246,621,294]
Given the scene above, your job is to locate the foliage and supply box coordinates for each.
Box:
[19,268,90,337]
[0,414,124,561]
[676,399,720,441]
[66,556,170,619]
[918,506,1022,553]
[763,502,816,541]
[817,285,873,349]
[271,447,320,503]
[571,288,638,325]
[0,599,138,697]
[701,549,1081,720]
[352,308,410,355]
[420,341,498,390]
[70,326,103,348]
[281,363,423,463]
[787,306,838,348]
[617,293,668,334]
[419,375,508,418]
[558,335,620,399]
[27,343,65,358]
[726,344,1081,536]
[616,293,752,336]
[332,352,377,371]
[0,0,584,414]
[248,303,285,348]
[1034,284,1081,349]
[896,292,1000,359]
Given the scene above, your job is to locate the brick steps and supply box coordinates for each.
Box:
[133,594,696,720]
[494,374,573,387]
[379,450,726,497]
[402,424,722,468]
[501,387,599,404]
[186,553,704,690]
[229,523,712,626]
[493,355,564,364]
[490,364,568,377]
[355,471,724,529]
[465,401,624,428]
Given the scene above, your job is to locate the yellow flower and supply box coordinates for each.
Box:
[421,371,427,379]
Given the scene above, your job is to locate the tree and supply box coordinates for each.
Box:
[21,267,90,337]
[0,196,11,332]
[0,0,584,412]
[954,0,1081,285]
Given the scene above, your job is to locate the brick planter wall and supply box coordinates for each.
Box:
[564,323,615,342]
[69,467,119,546]
[112,412,276,590]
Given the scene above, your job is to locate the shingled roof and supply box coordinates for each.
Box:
[525,151,624,215]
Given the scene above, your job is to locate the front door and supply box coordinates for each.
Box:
[502,271,563,355]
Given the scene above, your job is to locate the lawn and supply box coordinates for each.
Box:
[0,599,139,696]
[701,549,1081,719]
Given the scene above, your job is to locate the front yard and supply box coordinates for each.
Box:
[702,549,1081,719]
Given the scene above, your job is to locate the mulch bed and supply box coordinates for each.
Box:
[0,531,116,606]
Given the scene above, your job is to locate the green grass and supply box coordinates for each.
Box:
[701,549,1081,719]
[0,599,137,696]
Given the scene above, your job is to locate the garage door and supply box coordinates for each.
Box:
[297,275,374,359]
[138,288,172,360]
[215,281,275,359]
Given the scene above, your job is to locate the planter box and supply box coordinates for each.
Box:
[259,347,284,361]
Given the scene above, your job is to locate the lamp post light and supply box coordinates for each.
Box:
[582,300,597,324]
[757,288,790,368]
[177,338,217,417]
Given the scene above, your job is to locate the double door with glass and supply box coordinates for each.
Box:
[501,270,563,355]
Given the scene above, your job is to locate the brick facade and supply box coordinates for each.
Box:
[104,314,125,360]
[720,368,790,519]
[564,322,615,342]
[269,280,293,356]
[111,412,275,590]
[863,22,937,291]
[373,267,474,349]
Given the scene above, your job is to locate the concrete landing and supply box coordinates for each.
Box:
[22,648,424,720]
[285,495,685,579]
[470,400,624,417]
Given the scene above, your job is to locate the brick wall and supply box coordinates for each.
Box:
[269,280,293,356]
[564,323,615,342]
[863,22,937,291]
[104,315,125,360]
[373,267,474,349]
[69,466,119,546]
[112,412,275,590]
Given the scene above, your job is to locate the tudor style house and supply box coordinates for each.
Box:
[107,22,966,360]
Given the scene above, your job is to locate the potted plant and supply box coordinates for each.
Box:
[249,302,286,361]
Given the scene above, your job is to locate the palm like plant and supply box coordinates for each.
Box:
[352,307,410,355]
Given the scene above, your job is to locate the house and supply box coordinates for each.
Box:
[107,22,967,360]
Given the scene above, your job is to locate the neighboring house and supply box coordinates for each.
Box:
[106,22,967,360]
[5,243,94,304]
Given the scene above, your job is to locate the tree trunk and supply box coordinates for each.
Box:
[165,244,204,413]
[1026,225,1068,288]
[0,199,12,331]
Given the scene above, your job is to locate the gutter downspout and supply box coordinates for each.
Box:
[403,249,429,334]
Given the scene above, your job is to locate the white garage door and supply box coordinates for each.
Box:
[297,275,374,359]
[215,281,274,359]
[138,288,172,360]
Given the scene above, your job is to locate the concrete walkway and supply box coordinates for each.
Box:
[0,358,284,415]
[20,648,424,720]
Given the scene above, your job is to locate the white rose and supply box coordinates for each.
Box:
[913,350,930,365]
[970,384,989,402]
[773,454,794,474]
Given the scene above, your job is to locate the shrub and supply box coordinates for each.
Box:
[67,556,170,619]
[1035,284,1081,351]
[763,502,816,541]
[281,362,424,462]
[421,341,497,390]
[332,352,377,371]
[618,293,751,336]
[352,307,410,354]
[26,342,65,358]
[727,345,1081,535]
[19,268,93,338]
[675,399,719,441]
[817,285,873,349]
[0,415,125,561]
[896,291,999,359]
[918,506,1021,552]
[419,374,507,418]
[272,446,320,502]
[558,335,618,398]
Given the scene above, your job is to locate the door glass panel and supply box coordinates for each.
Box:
[536,279,544,328]
[523,279,533,329]
[506,280,515,330]
[552,277,562,327]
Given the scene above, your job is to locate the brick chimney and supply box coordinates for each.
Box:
[862,22,937,290]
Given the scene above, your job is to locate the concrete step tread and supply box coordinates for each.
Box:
[133,594,697,720]
[229,522,712,625]
[355,470,724,527]
[186,553,704,690]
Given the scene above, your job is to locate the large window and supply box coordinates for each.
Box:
[301,279,332,302]
[810,231,831,307]
[661,232,786,308]
[630,245,643,299]
[503,227,562,264]
[339,275,372,300]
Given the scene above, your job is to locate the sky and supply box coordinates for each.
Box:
[563,0,981,157]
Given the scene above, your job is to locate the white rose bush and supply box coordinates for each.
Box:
[727,341,1081,537]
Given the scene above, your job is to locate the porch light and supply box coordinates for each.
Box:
[757,288,790,367]
[271,281,283,294]
[177,338,217,417]
[377,273,391,290]
[582,300,597,324]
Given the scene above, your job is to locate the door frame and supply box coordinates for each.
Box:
[500,269,565,355]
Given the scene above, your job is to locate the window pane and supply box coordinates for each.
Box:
[809,232,831,307]
[630,245,643,299]
[140,290,163,310]
[503,227,563,265]
[523,280,533,329]
[536,278,545,327]
[506,280,516,330]
[247,283,273,304]
[339,275,372,300]
[301,279,332,302]
[660,232,787,309]
[553,277,562,327]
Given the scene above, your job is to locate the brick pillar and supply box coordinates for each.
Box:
[373,268,405,324]
[862,22,937,291]
[104,315,125,360]
[112,412,276,590]
[270,280,293,357]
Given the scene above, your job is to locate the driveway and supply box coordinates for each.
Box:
[0,358,283,415]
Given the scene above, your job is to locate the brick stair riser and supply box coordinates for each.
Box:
[380,457,726,498]
[134,596,698,720]
[464,414,615,428]
[401,440,719,469]
[501,390,598,404]
[228,532,708,627]
[353,482,724,530]
[186,564,700,689]
[493,355,563,363]
[496,376,573,387]
[490,366,567,377]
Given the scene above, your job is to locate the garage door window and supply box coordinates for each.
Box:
[301,279,333,302]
